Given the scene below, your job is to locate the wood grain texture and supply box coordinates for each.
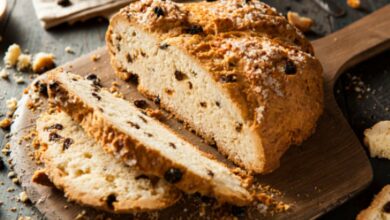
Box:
[0,0,389,219]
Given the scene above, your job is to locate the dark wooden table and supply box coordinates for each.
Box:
[0,0,388,219]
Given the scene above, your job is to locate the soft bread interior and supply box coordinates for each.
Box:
[36,111,180,213]
[109,21,264,171]
[51,72,252,204]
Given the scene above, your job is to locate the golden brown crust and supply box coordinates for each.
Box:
[106,0,324,173]
[36,111,181,213]
[47,72,253,206]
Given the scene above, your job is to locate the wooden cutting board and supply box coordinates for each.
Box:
[9,5,390,220]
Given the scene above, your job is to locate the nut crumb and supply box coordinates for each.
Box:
[287,11,313,32]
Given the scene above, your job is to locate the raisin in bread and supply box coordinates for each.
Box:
[357,185,390,220]
[36,111,181,213]
[47,71,253,205]
[106,0,324,173]
[364,121,390,160]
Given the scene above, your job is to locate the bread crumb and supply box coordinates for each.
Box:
[91,54,101,62]
[347,0,360,9]
[10,207,17,212]
[8,171,16,178]
[32,169,53,186]
[4,44,21,67]
[18,217,32,220]
[32,52,55,73]
[145,109,165,121]
[12,177,20,184]
[19,191,29,203]
[0,69,9,79]
[0,117,12,129]
[17,54,32,71]
[75,210,87,220]
[287,12,313,32]
[364,121,390,159]
[6,98,18,115]
[1,148,10,155]
[14,75,25,84]
[7,187,15,192]
[65,46,74,54]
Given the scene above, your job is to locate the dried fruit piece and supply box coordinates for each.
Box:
[164,168,183,183]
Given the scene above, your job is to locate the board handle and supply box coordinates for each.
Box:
[312,5,390,85]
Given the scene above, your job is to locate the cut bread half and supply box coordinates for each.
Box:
[47,71,253,205]
[357,185,390,220]
[106,0,323,173]
[36,111,181,213]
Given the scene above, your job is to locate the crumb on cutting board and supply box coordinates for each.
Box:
[287,11,313,33]
[32,52,55,73]
[364,121,390,160]
[4,44,22,68]
[17,54,32,71]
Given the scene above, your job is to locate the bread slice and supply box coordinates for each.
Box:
[357,185,390,220]
[364,121,390,160]
[47,71,253,205]
[106,0,324,173]
[36,111,181,213]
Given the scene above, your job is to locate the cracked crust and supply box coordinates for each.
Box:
[106,0,324,173]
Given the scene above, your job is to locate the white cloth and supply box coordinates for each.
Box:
[32,0,133,29]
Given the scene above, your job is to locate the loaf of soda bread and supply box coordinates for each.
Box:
[106,0,324,173]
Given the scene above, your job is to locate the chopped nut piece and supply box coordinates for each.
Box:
[347,0,360,9]
[287,12,313,33]
[4,44,21,67]
[32,52,55,73]
[0,69,9,79]
[19,191,29,203]
[0,117,12,129]
[17,54,32,71]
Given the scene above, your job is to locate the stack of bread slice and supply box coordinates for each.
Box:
[33,0,323,214]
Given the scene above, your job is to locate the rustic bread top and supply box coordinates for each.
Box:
[109,0,323,171]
